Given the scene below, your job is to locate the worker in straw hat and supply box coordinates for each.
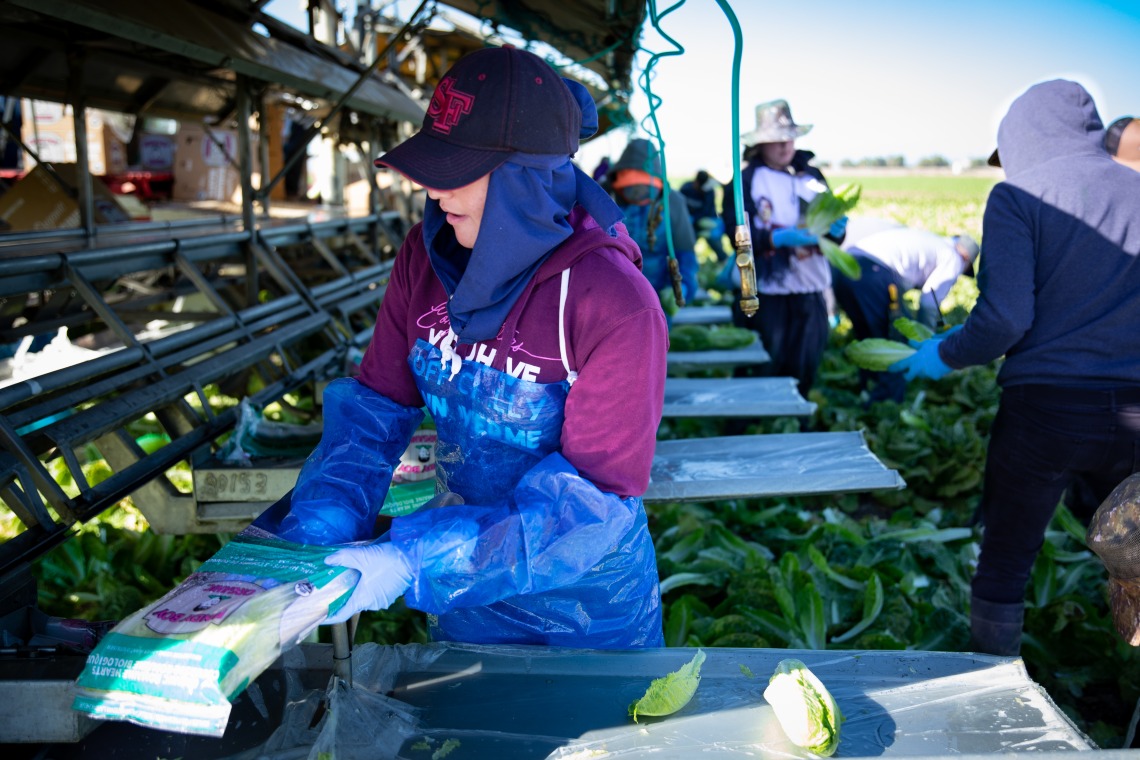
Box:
[256,46,668,649]
[720,98,848,398]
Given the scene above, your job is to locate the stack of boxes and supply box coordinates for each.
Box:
[0,99,259,231]
[170,122,252,203]
[19,101,176,177]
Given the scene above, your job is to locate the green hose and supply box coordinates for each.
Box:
[713,0,745,224]
[640,0,746,274]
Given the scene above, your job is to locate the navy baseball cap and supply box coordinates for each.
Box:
[375,46,583,190]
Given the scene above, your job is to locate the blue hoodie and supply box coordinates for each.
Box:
[941,79,1140,388]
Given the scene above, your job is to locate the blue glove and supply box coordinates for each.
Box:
[828,216,848,239]
[771,227,819,248]
[888,325,962,381]
[715,257,741,290]
[323,542,413,624]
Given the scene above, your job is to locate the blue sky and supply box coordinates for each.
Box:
[266,0,1140,178]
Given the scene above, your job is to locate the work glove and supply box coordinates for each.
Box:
[888,325,962,381]
[715,257,741,290]
[323,542,413,624]
[771,227,819,249]
[828,216,848,239]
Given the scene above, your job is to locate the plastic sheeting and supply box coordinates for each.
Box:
[671,305,734,326]
[646,431,905,503]
[667,340,771,372]
[220,642,1093,759]
[389,454,664,649]
[662,377,817,418]
[264,378,423,546]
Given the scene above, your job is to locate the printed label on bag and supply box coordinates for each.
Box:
[145,580,264,634]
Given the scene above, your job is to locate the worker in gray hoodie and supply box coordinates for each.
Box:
[889,79,1140,656]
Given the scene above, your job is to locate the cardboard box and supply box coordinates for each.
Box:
[137,133,175,171]
[20,100,124,176]
[172,124,257,203]
[0,163,132,232]
[19,100,180,177]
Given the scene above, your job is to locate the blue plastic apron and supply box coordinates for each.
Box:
[401,321,663,647]
[408,338,568,505]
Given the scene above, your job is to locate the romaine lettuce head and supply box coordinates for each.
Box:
[893,317,934,342]
[844,338,916,372]
[763,658,843,756]
[803,183,862,236]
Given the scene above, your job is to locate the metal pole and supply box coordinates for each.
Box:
[67,49,95,239]
[237,77,255,233]
[257,0,431,201]
[368,120,381,254]
[256,89,271,218]
[236,76,259,307]
[330,620,353,686]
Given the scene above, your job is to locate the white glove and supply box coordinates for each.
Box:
[323,542,413,624]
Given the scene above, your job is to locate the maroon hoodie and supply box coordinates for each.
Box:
[358,206,668,498]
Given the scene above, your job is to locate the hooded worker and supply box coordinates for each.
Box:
[255,46,668,649]
[605,138,700,307]
[889,79,1140,655]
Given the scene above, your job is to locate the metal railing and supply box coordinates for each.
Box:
[0,211,403,577]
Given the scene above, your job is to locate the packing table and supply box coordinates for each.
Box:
[671,304,734,326]
[645,431,905,502]
[42,641,1095,759]
[662,376,816,418]
[667,340,770,372]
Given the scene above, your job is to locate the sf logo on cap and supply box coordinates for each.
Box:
[429,78,475,135]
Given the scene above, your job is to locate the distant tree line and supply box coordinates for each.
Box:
[816,155,991,169]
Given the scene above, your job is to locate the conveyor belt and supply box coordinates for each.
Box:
[645,431,905,503]
[191,430,902,515]
[25,642,1091,757]
[670,304,733,325]
[666,340,770,371]
[662,377,816,418]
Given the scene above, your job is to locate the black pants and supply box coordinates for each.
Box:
[830,257,907,403]
[972,384,1140,604]
[733,291,829,399]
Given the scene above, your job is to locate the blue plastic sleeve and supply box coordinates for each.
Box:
[274,377,423,545]
[389,452,638,614]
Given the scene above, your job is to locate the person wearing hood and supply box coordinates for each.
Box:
[833,225,979,404]
[605,138,701,308]
[889,80,1140,656]
[720,99,846,398]
[255,47,668,649]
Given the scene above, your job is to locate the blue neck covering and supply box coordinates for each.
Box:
[424,153,623,344]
